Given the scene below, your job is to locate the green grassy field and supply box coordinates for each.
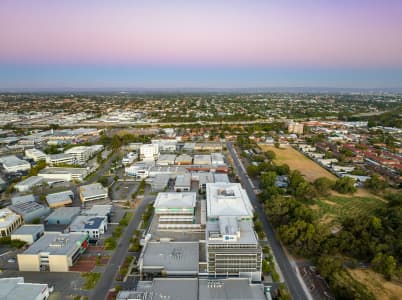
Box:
[313,195,386,223]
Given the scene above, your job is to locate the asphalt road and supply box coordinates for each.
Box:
[226,142,310,300]
[90,196,153,300]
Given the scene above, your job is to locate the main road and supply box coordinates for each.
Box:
[227,142,310,300]
[90,196,153,300]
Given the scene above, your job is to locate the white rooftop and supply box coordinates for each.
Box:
[46,190,74,205]
[0,277,48,300]
[154,192,196,209]
[80,183,107,198]
[206,183,253,218]
[0,208,20,228]
[0,155,30,167]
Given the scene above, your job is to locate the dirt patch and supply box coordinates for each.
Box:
[259,144,336,182]
[348,268,402,300]
[310,204,320,210]
[322,199,338,206]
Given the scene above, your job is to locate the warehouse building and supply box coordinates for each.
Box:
[17,232,89,272]
[14,176,43,193]
[211,153,225,167]
[0,208,23,237]
[0,155,31,173]
[45,207,80,225]
[79,183,108,204]
[175,153,193,165]
[174,173,192,192]
[46,190,74,208]
[0,277,50,300]
[193,154,212,166]
[38,167,88,182]
[11,194,36,205]
[11,224,44,245]
[149,174,170,192]
[81,204,112,222]
[9,201,50,223]
[25,148,47,162]
[156,154,176,166]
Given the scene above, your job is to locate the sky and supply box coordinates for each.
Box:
[0,0,402,89]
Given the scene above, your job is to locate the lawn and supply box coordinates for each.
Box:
[259,144,336,182]
[313,195,386,223]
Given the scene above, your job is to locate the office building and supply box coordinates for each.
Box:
[14,176,43,193]
[140,144,159,161]
[38,167,88,182]
[288,121,304,135]
[46,153,74,166]
[17,232,89,272]
[64,146,92,164]
[174,173,192,192]
[11,224,44,245]
[68,215,107,241]
[79,183,108,204]
[45,190,74,208]
[0,277,49,300]
[0,155,31,173]
[0,208,23,237]
[24,148,47,162]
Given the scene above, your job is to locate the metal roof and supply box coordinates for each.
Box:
[154,192,196,209]
[0,277,48,300]
[46,190,74,205]
[11,224,44,236]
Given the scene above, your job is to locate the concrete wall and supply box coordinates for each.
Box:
[17,254,40,271]
[49,255,69,272]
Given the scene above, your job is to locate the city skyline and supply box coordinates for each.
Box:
[1,0,402,88]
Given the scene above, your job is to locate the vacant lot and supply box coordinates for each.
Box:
[349,268,402,300]
[259,144,336,181]
[313,195,386,223]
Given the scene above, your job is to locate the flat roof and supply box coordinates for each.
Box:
[22,232,87,255]
[11,194,36,205]
[206,219,258,244]
[9,201,49,216]
[154,192,196,209]
[0,277,48,300]
[81,205,112,217]
[157,154,176,162]
[69,215,105,231]
[194,155,212,165]
[48,153,73,159]
[213,173,230,183]
[175,173,192,187]
[15,176,43,187]
[0,208,21,228]
[142,241,199,273]
[39,167,87,175]
[199,278,266,300]
[45,207,81,220]
[0,155,30,167]
[65,146,91,154]
[80,183,107,198]
[206,183,253,218]
[46,190,74,205]
[11,224,44,236]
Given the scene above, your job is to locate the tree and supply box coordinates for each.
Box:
[246,165,259,178]
[265,150,276,160]
[333,177,356,194]
[260,172,276,189]
[313,177,334,196]
[364,174,387,193]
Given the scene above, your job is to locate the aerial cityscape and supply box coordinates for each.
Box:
[0,1,401,300]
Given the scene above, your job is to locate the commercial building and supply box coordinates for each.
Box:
[14,176,43,193]
[175,153,193,165]
[206,217,262,281]
[154,192,196,216]
[0,277,49,300]
[156,154,176,166]
[140,144,159,161]
[211,153,225,167]
[151,139,177,152]
[206,183,254,220]
[68,215,107,241]
[125,162,153,179]
[25,148,47,162]
[46,153,74,166]
[45,190,74,208]
[192,172,214,192]
[194,154,212,165]
[213,173,230,183]
[9,201,50,223]
[148,165,187,178]
[11,224,44,245]
[11,194,36,205]
[139,241,199,277]
[174,173,192,192]
[116,278,267,300]
[81,204,112,221]
[0,208,23,237]
[38,167,88,182]
[0,155,31,173]
[64,146,92,164]
[79,183,108,204]
[288,121,304,135]
[17,232,89,272]
[149,174,170,192]
[45,207,81,225]
[195,143,223,152]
